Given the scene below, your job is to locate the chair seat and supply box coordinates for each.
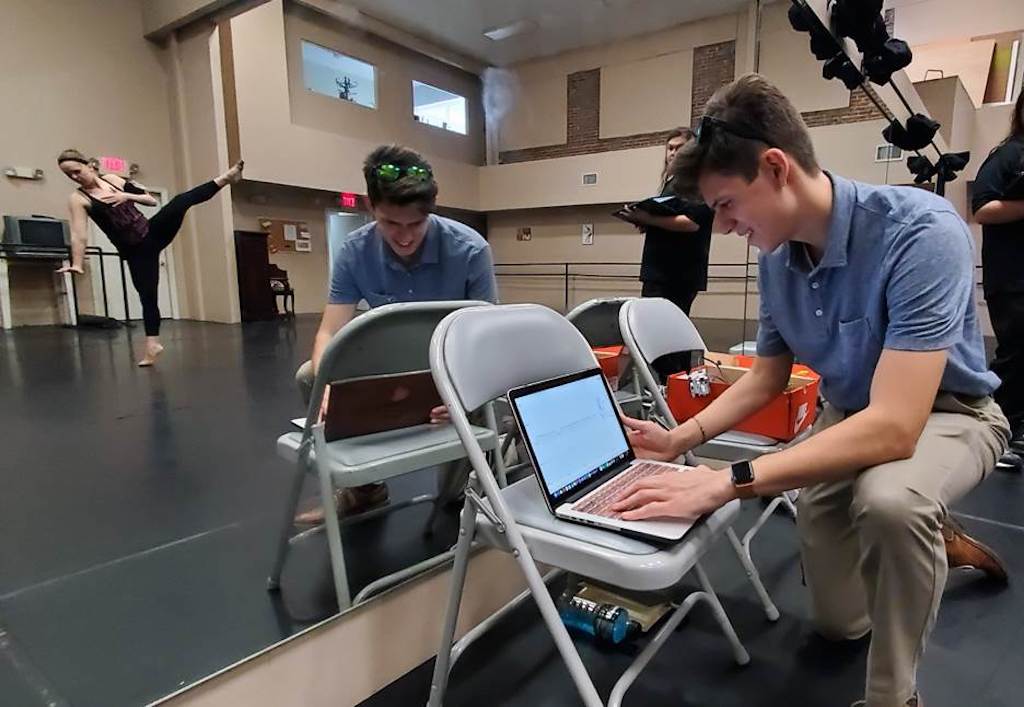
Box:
[277,424,497,486]
[697,427,813,462]
[475,475,739,592]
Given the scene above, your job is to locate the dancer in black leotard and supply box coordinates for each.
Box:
[56,149,243,366]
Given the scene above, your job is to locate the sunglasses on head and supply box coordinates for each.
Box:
[694,115,774,147]
[374,163,433,183]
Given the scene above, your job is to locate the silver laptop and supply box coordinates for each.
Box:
[508,368,695,543]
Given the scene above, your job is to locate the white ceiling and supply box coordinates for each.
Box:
[334,0,750,67]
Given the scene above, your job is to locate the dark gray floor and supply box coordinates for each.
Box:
[0,316,459,707]
[361,498,1024,707]
[0,315,1016,707]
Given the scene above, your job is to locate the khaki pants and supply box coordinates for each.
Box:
[295,361,470,501]
[797,393,1009,706]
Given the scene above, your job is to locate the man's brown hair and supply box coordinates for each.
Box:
[672,73,820,196]
[362,144,438,211]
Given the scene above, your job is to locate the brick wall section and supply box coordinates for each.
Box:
[499,130,679,163]
[801,85,887,127]
[500,40,737,164]
[690,41,737,128]
[566,69,601,144]
[499,40,887,164]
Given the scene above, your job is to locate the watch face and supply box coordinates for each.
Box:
[732,461,754,485]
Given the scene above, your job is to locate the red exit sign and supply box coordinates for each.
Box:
[98,156,128,173]
[339,192,358,209]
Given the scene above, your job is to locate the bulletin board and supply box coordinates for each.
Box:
[258,218,312,254]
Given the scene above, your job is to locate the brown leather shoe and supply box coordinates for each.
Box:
[294,483,390,526]
[942,517,1008,583]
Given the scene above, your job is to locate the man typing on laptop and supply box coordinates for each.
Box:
[509,368,694,542]
[607,75,1008,707]
[293,144,498,525]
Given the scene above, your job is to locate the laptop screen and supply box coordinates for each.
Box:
[512,370,632,503]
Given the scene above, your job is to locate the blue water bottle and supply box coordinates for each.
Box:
[558,595,630,644]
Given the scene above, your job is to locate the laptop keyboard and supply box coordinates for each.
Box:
[571,462,675,520]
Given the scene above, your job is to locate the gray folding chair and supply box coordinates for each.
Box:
[565,297,645,416]
[489,297,649,486]
[620,296,802,622]
[427,304,749,707]
[267,301,499,611]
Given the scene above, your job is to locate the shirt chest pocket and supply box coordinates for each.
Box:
[836,317,883,371]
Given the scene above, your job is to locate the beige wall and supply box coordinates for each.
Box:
[915,77,977,149]
[0,0,179,222]
[480,147,664,211]
[888,0,1024,48]
[758,2,851,112]
[497,13,743,152]
[0,0,181,322]
[170,23,239,323]
[906,39,996,107]
[230,0,481,210]
[284,3,484,167]
[143,0,241,37]
[599,50,693,139]
[497,73,567,152]
[487,204,755,319]
[232,182,338,314]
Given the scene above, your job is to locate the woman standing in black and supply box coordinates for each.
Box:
[973,90,1024,465]
[620,126,715,315]
[57,149,243,366]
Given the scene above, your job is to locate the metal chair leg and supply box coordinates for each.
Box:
[448,568,563,671]
[515,550,604,707]
[267,451,310,590]
[726,526,780,621]
[427,499,478,707]
[317,465,352,611]
[609,589,704,707]
[694,561,751,666]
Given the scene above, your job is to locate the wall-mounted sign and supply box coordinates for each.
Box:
[98,156,128,173]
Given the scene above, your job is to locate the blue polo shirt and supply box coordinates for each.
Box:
[328,214,498,306]
[756,173,999,412]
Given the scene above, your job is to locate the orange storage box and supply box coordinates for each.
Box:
[666,352,820,442]
[593,345,627,389]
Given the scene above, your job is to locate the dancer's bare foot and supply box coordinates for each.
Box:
[215,160,244,187]
[138,343,165,367]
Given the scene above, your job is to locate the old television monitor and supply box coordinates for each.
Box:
[2,215,71,249]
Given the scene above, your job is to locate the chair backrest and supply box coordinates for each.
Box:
[306,300,491,426]
[618,298,707,451]
[565,297,633,347]
[269,263,289,283]
[619,297,706,363]
[432,304,597,414]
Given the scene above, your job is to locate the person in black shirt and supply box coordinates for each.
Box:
[972,90,1024,465]
[56,149,243,366]
[620,127,715,316]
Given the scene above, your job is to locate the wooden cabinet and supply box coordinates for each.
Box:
[233,231,277,322]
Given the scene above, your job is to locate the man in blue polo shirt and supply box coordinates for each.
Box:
[612,75,1009,707]
[294,144,497,524]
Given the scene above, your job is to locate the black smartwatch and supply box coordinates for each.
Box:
[730,460,756,499]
